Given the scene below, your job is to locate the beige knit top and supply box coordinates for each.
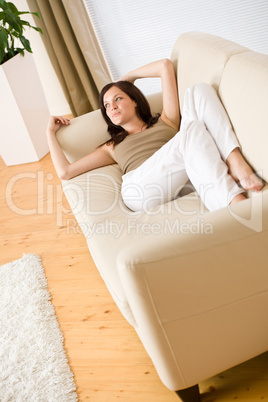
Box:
[113,118,177,174]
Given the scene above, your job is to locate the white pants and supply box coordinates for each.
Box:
[121,83,244,212]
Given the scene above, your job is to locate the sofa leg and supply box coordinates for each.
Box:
[175,384,200,402]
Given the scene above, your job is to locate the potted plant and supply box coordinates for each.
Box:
[0,0,50,166]
[0,0,42,64]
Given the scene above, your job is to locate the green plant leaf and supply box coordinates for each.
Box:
[0,0,7,11]
[6,2,19,15]
[20,19,31,28]
[0,28,8,49]
[17,10,32,15]
[3,13,23,35]
[19,20,43,35]
[18,10,39,17]
[16,47,24,56]
[19,35,32,53]
[11,30,19,38]
[0,47,5,64]
[31,26,43,34]
[9,47,15,57]
[31,11,41,19]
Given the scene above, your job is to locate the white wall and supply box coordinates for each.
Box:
[13,0,71,116]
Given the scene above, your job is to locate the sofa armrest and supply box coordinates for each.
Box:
[117,191,268,390]
[56,109,109,163]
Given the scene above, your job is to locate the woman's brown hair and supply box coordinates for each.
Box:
[99,81,160,147]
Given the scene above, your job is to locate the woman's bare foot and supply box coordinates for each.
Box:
[226,148,264,192]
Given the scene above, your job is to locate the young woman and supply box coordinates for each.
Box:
[46,59,263,212]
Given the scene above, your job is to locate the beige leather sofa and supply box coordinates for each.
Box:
[57,32,268,401]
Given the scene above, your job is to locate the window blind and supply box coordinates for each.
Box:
[83,0,268,95]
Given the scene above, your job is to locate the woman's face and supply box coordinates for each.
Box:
[103,86,137,126]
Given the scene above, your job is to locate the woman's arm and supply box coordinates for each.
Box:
[46,116,116,180]
[120,59,180,131]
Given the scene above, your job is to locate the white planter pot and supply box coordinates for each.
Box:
[0,52,50,166]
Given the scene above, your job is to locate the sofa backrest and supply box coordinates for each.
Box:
[171,31,268,182]
[219,51,268,182]
[171,31,248,107]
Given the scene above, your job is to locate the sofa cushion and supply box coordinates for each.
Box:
[219,51,268,182]
[57,109,109,162]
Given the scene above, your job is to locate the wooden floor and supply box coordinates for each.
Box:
[1,152,267,402]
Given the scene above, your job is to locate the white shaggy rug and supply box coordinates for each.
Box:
[0,254,78,401]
